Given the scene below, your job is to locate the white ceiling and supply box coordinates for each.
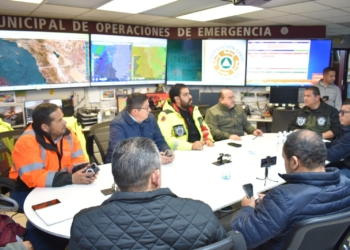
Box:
[1,0,350,36]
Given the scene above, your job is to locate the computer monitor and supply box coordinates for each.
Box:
[24,99,63,124]
[269,87,299,105]
[0,105,25,128]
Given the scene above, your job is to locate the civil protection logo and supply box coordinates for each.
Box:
[213,50,240,76]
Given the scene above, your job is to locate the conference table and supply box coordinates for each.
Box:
[24,133,286,239]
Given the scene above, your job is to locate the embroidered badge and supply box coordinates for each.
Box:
[317,117,326,126]
[173,125,186,137]
[296,117,306,126]
[198,117,203,127]
[161,116,166,122]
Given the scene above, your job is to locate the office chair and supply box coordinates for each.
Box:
[198,104,210,118]
[0,130,23,212]
[282,210,350,250]
[270,109,298,133]
[195,231,247,250]
[86,121,111,165]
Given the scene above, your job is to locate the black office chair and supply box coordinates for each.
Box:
[0,130,23,212]
[282,210,350,250]
[195,231,247,250]
[86,121,111,165]
[271,109,298,133]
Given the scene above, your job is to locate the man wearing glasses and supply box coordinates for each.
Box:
[288,86,341,139]
[105,93,174,165]
[326,100,350,178]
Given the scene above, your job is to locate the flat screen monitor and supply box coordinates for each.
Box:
[24,99,62,124]
[0,31,90,91]
[167,39,246,86]
[269,87,299,104]
[246,40,332,87]
[0,105,25,128]
[91,34,167,86]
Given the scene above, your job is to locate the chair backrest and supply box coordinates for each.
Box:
[88,121,111,164]
[282,210,350,250]
[271,109,298,133]
[198,104,210,118]
[195,231,247,250]
[0,130,23,177]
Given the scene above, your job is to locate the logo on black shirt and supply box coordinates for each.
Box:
[174,125,186,137]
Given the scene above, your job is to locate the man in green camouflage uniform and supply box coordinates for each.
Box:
[288,86,341,139]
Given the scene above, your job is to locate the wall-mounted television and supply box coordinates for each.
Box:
[0,31,90,91]
[167,39,246,86]
[246,39,332,87]
[24,99,62,124]
[90,34,167,86]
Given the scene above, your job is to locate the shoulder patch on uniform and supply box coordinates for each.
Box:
[161,116,166,122]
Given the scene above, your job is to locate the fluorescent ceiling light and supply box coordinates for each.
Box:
[177,4,262,22]
[98,0,178,14]
[11,0,43,3]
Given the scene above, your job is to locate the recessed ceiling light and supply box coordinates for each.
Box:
[98,0,178,14]
[177,4,262,22]
[11,0,43,3]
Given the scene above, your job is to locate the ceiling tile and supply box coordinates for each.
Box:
[0,0,39,12]
[116,14,170,23]
[46,0,110,9]
[262,0,310,8]
[33,4,89,15]
[0,10,31,16]
[266,15,312,23]
[143,0,226,17]
[340,22,350,27]
[299,9,350,19]
[237,20,282,26]
[343,8,350,13]
[77,10,130,19]
[289,19,329,25]
[272,2,332,14]
[30,13,76,19]
[237,9,289,19]
[315,0,350,8]
[322,16,350,23]
[74,16,114,22]
[151,17,204,27]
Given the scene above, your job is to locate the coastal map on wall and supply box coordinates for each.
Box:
[0,31,90,91]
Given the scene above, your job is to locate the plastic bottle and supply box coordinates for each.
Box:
[276,131,283,152]
[282,131,287,143]
[97,109,103,123]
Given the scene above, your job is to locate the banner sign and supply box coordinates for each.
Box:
[0,15,326,39]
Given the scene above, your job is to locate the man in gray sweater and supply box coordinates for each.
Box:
[205,89,263,141]
[314,67,342,110]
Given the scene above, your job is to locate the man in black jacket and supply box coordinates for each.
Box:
[69,137,227,250]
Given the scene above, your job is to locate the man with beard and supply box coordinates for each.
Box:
[158,83,214,150]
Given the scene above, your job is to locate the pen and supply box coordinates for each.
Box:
[252,136,258,140]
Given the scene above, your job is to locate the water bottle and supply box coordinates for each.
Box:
[97,109,103,123]
[282,131,287,143]
[276,131,283,152]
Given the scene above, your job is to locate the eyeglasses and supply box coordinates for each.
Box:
[137,106,150,110]
[339,110,350,116]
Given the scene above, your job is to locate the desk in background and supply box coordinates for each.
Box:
[248,116,273,132]
[24,134,285,238]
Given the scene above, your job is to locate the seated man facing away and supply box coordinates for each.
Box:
[326,100,350,178]
[69,137,227,249]
[231,130,350,250]
[105,93,174,165]
[9,103,96,250]
[158,83,214,150]
[288,86,341,139]
[205,89,263,141]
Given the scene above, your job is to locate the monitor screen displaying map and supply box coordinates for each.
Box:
[90,34,167,86]
[0,31,90,91]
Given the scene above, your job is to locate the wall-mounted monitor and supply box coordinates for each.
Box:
[167,39,246,86]
[0,31,90,91]
[0,105,25,128]
[246,40,332,87]
[90,34,167,86]
[269,87,299,105]
[24,99,62,124]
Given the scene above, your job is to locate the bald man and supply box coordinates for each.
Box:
[205,89,263,141]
